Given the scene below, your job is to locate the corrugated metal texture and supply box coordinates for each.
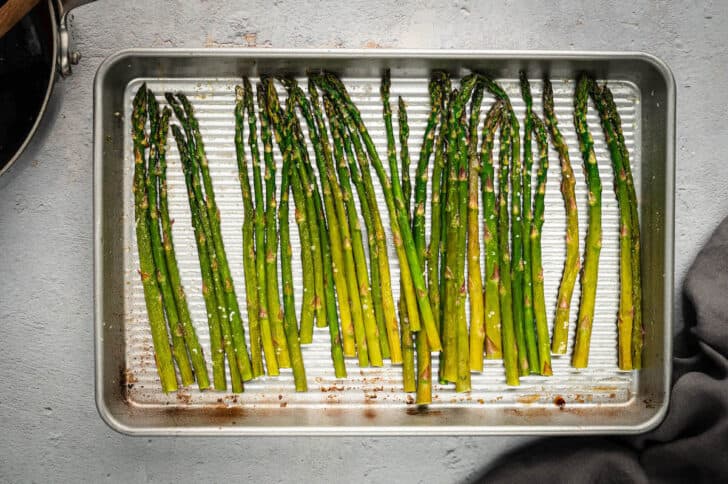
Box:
[123,75,639,408]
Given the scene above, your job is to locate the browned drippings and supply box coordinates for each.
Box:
[554,396,566,409]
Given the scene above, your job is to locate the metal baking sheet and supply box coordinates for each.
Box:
[94,49,675,435]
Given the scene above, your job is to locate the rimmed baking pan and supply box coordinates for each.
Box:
[94,49,674,435]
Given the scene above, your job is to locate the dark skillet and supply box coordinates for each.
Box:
[0,0,54,173]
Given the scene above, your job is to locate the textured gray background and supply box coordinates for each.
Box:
[1,0,726,482]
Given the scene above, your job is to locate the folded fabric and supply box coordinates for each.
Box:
[479,217,728,483]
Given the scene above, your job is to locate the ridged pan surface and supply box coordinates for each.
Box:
[123,76,639,409]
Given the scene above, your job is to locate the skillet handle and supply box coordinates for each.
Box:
[56,0,95,77]
[0,0,41,39]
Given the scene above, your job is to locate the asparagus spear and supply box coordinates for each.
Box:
[131,86,178,393]
[172,124,242,392]
[467,81,486,372]
[287,126,316,345]
[481,101,505,360]
[256,82,292,369]
[543,79,580,355]
[600,86,643,369]
[277,113,308,391]
[442,77,478,383]
[273,97,345,378]
[308,81,394,359]
[243,78,278,376]
[326,94,409,363]
[332,86,402,364]
[171,93,254,381]
[518,73,540,374]
[430,79,452,385]
[146,92,195,387]
[530,114,553,376]
[326,95,403,364]
[477,76,531,375]
[286,80,382,367]
[497,121,520,386]
[453,82,481,392]
[276,95,316,346]
[234,86,263,378]
[281,86,351,375]
[572,75,603,368]
[592,83,634,370]
[380,71,421,343]
[294,90,338,340]
[323,96,390,361]
[413,74,444,404]
[397,94,417,393]
[296,111,348,379]
[310,79,382,354]
[426,72,450,339]
[275,86,350,359]
[315,72,442,351]
[506,97,530,376]
[441,88,460,384]
[257,84,314,345]
[156,105,211,389]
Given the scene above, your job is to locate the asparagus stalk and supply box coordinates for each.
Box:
[600,86,643,369]
[308,82,394,359]
[293,113,349,379]
[274,100,345,378]
[467,81,486,372]
[146,92,195,387]
[530,114,553,376]
[281,86,350,376]
[131,86,178,393]
[431,79,452,386]
[453,82,481,392]
[308,79,386,356]
[333,96,400,359]
[426,72,450,338]
[275,86,350,359]
[243,78,278,376]
[315,72,442,351]
[543,79,580,355]
[172,93,254,381]
[326,95,403,364]
[156,105,211,389]
[294,88,338,336]
[442,76,478,383]
[380,71,421,343]
[413,74,444,404]
[260,86,314,345]
[287,80,382,367]
[317,90,386,365]
[572,75,603,368]
[506,98,530,376]
[518,73,541,374]
[497,121,520,386]
[277,114,308,391]
[256,82,292,369]
[275,97,316,346]
[441,88,460,384]
[172,124,242,392]
[397,94,417,393]
[234,86,263,378]
[592,83,634,370]
[324,98,390,360]
[481,101,505,360]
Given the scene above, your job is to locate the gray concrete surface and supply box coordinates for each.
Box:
[1,0,726,482]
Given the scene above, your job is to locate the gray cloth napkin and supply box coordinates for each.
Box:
[479,217,728,483]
